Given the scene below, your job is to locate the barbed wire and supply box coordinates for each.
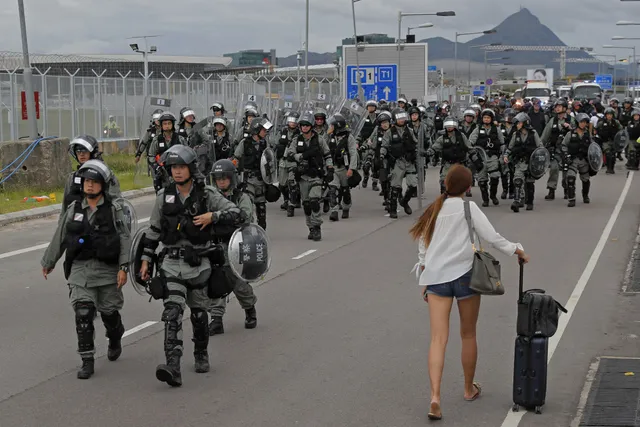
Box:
[0,51,136,70]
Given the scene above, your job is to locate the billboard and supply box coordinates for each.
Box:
[527,68,554,87]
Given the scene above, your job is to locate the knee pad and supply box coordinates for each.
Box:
[75,301,96,322]
[101,311,124,338]
[161,302,183,322]
[514,178,524,187]
[567,175,576,186]
[302,201,312,216]
[341,187,352,205]
[280,185,289,197]
[256,202,267,218]
[363,163,371,173]
[310,198,321,213]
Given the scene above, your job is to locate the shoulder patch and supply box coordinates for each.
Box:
[73,212,84,222]
[165,194,176,204]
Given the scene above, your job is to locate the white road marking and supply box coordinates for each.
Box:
[500,171,634,427]
[292,249,317,260]
[122,321,157,338]
[0,217,151,261]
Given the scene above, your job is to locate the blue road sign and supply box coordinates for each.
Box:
[427,65,437,71]
[485,78,493,85]
[472,85,486,96]
[595,74,613,90]
[346,64,398,101]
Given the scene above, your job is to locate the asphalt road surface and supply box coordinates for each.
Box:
[0,165,638,427]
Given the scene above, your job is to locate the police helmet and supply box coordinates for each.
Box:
[286,111,300,125]
[244,106,258,118]
[313,108,327,121]
[632,108,640,118]
[179,107,196,120]
[407,106,421,117]
[604,107,616,116]
[162,144,197,167]
[392,108,409,124]
[555,98,569,109]
[211,117,227,127]
[249,117,273,136]
[379,104,391,112]
[398,97,408,105]
[159,112,177,124]
[77,159,112,193]
[244,101,258,112]
[624,97,633,105]
[443,118,458,129]
[210,102,225,113]
[417,105,428,116]
[211,159,238,190]
[328,114,349,135]
[69,135,100,162]
[481,108,495,120]
[513,112,531,127]
[576,113,590,124]
[477,96,486,103]
[151,109,163,123]
[365,100,378,109]
[377,111,392,124]
[497,100,507,109]
[298,113,314,127]
[610,97,620,105]
[470,103,481,111]
[463,109,476,118]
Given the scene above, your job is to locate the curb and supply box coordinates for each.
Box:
[0,187,156,228]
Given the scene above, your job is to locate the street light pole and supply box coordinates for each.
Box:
[454,29,497,94]
[17,0,39,139]
[305,0,310,95]
[351,0,363,100]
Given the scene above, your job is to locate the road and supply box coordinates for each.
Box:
[0,165,638,427]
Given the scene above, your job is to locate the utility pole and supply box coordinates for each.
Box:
[17,0,39,139]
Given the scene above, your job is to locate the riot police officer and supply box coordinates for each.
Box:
[276,112,300,215]
[41,160,131,380]
[562,113,594,207]
[233,117,273,230]
[626,109,640,170]
[286,112,334,241]
[148,112,187,192]
[357,100,378,188]
[459,109,478,138]
[369,111,393,208]
[138,145,243,387]
[500,109,517,199]
[208,159,258,335]
[504,113,544,213]
[234,105,259,152]
[135,109,163,164]
[380,108,419,219]
[469,109,505,206]
[177,107,197,145]
[595,107,623,174]
[620,97,635,127]
[62,135,122,217]
[210,117,233,161]
[429,118,472,195]
[541,99,574,200]
[327,114,359,221]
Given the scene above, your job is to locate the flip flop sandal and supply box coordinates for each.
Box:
[428,402,442,420]
[464,382,482,402]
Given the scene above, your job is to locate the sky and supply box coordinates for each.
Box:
[2,0,640,61]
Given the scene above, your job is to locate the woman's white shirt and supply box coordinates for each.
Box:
[416,198,523,286]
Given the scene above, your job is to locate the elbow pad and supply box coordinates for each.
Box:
[216,208,242,226]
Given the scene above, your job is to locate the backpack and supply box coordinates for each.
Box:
[517,289,567,338]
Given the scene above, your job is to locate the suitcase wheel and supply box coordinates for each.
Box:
[535,406,542,415]
[512,404,519,412]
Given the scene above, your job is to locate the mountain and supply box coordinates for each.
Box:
[419,8,623,78]
[277,52,335,67]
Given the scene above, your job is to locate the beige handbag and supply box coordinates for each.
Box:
[463,201,504,296]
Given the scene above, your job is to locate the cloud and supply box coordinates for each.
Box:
[1,0,639,61]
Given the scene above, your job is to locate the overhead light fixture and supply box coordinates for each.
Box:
[129,43,139,52]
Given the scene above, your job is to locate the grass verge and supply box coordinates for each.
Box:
[0,153,152,215]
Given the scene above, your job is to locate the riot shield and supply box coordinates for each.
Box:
[233,94,266,142]
[228,224,271,283]
[615,129,629,152]
[128,225,154,296]
[113,197,138,235]
[468,148,485,172]
[260,147,278,184]
[588,141,603,172]
[528,146,550,180]
[475,146,488,165]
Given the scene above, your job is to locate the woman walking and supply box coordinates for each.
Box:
[410,164,529,421]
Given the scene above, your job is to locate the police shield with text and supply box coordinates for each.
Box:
[41,160,131,380]
[135,145,244,387]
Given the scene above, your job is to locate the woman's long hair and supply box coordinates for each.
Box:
[409,164,473,245]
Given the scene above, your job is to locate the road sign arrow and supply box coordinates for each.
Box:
[383,86,391,100]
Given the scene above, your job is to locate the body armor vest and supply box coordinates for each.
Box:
[241,137,267,171]
[277,128,298,159]
[475,125,501,155]
[388,127,416,161]
[566,131,591,158]
[359,113,376,140]
[156,132,181,156]
[65,201,120,266]
[628,120,640,141]
[441,131,467,163]
[295,133,324,178]
[510,131,538,161]
[332,134,351,168]
[597,120,618,141]
[213,133,232,160]
[160,183,210,246]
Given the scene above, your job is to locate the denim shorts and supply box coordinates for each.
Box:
[426,270,478,300]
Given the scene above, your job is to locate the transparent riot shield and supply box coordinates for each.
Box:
[128,225,154,296]
[588,141,603,173]
[228,224,272,283]
[260,147,278,184]
[135,97,173,188]
[528,146,550,180]
[615,129,629,152]
[233,94,266,142]
[113,197,139,235]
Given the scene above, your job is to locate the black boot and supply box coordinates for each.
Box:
[280,186,289,210]
[208,316,224,336]
[501,174,509,199]
[329,211,339,221]
[101,311,125,362]
[312,226,322,241]
[256,202,267,231]
[525,183,535,211]
[400,187,414,215]
[245,306,257,329]
[362,175,369,188]
[480,183,489,207]
[329,187,339,221]
[156,303,183,387]
[389,187,399,219]
[323,198,330,213]
[287,205,295,217]
[77,357,95,380]
[190,309,209,374]
[342,209,350,219]
[508,174,515,199]
[567,184,576,207]
[372,180,379,191]
[606,156,615,174]
[511,186,521,213]
[582,181,591,204]
[545,188,555,200]
[307,227,314,240]
[489,179,499,205]
[75,302,96,379]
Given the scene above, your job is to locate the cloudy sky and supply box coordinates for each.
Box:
[2,0,640,60]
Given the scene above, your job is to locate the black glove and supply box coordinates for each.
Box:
[326,168,334,182]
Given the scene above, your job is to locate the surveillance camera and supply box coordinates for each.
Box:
[150,46,157,53]
[129,43,139,52]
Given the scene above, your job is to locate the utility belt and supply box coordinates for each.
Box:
[160,244,225,267]
[244,169,262,180]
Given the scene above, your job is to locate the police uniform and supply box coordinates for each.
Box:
[431,129,472,192]
[469,123,505,205]
[357,111,378,187]
[234,135,268,229]
[142,180,243,386]
[276,126,300,215]
[626,116,640,170]
[500,122,516,198]
[286,130,333,240]
[540,114,574,198]
[148,132,187,190]
[380,124,420,218]
[41,189,131,379]
[505,128,543,212]
[595,116,623,174]
[328,132,358,220]
[561,127,593,206]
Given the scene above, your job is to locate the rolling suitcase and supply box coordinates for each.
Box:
[512,262,548,414]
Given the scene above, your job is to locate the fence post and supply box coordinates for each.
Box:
[92,69,107,138]
[200,74,212,118]
[161,72,175,98]
[3,67,19,140]
[116,71,131,137]
[33,66,51,137]
[64,68,80,137]
[181,73,194,106]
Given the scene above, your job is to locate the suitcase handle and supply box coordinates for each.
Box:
[519,258,524,300]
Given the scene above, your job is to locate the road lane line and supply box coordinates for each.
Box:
[122,321,157,338]
[0,217,151,261]
[500,171,634,427]
[292,249,317,260]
